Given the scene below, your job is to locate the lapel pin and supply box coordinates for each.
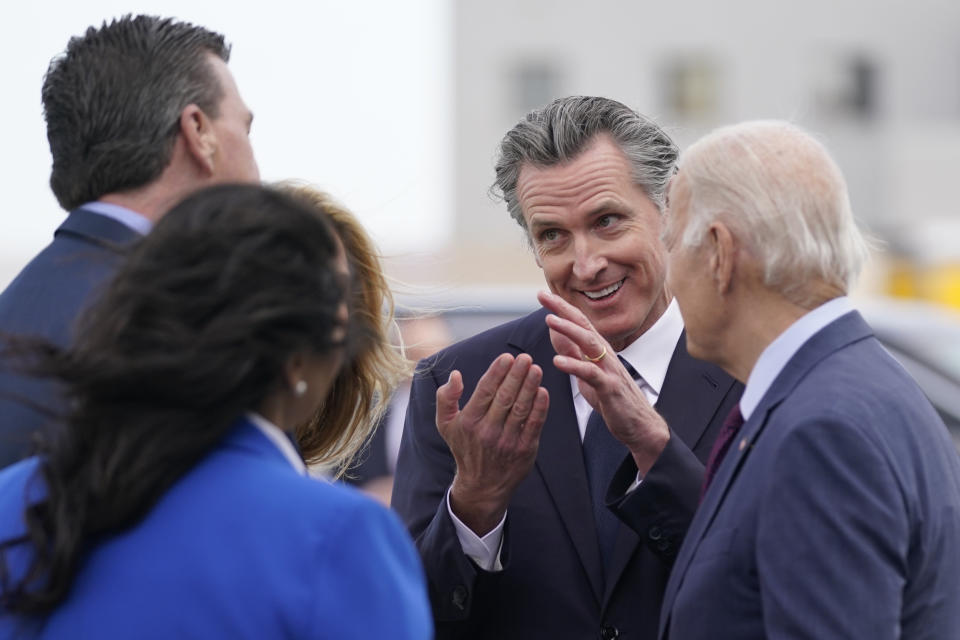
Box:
[739,438,748,451]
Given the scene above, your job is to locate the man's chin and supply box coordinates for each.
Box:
[593,322,634,350]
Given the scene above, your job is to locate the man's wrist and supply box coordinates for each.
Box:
[628,426,671,476]
[449,478,509,537]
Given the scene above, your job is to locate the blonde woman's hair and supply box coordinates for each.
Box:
[276,181,412,476]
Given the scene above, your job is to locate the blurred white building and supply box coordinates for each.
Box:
[397,0,960,304]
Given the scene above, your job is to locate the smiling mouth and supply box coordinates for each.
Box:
[582,279,625,301]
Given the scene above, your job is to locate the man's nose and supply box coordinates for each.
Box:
[571,237,607,282]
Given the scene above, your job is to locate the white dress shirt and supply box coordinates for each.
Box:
[740,297,853,422]
[80,201,153,235]
[449,299,685,571]
[570,299,683,438]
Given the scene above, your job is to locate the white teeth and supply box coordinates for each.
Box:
[583,279,624,300]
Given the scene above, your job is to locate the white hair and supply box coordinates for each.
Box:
[678,120,869,298]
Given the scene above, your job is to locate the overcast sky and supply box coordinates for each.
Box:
[0,1,451,288]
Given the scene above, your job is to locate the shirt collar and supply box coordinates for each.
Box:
[740,296,853,421]
[571,297,684,401]
[80,201,153,236]
[245,411,307,475]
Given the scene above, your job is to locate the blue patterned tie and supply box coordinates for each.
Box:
[582,356,640,576]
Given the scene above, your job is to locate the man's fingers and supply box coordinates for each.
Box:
[460,353,515,424]
[501,364,544,436]
[518,387,550,450]
[537,290,594,331]
[485,354,534,425]
[552,354,608,388]
[547,324,581,360]
[544,313,611,366]
[436,369,464,433]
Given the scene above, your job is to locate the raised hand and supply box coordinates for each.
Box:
[537,290,669,475]
[437,353,550,535]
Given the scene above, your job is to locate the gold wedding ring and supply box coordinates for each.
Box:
[582,346,607,363]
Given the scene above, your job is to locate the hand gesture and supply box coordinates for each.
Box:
[538,290,669,475]
[436,353,549,535]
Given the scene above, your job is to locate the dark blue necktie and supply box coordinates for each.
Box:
[582,356,641,576]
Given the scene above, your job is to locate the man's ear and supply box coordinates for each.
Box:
[178,104,217,177]
[707,220,736,295]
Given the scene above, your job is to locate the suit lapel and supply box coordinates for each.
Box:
[656,332,738,452]
[604,333,736,604]
[509,310,606,604]
[659,311,874,637]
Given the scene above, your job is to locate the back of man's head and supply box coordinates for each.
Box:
[678,120,869,300]
[492,96,678,230]
[43,15,230,211]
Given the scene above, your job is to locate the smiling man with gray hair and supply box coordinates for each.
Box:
[636,120,960,638]
[393,96,742,639]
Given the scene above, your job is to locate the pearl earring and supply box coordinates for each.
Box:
[294,380,308,397]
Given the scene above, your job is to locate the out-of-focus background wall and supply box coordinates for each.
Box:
[3,0,959,306]
[419,0,960,309]
[0,0,453,289]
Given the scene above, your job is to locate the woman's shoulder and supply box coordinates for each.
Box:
[288,472,396,524]
[0,458,44,517]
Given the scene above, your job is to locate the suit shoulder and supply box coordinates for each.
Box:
[419,308,547,373]
[789,337,934,420]
[770,337,952,471]
[0,237,122,338]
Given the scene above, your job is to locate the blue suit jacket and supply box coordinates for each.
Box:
[0,417,433,639]
[0,209,138,467]
[392,308,742,639]
[660,311,960,639]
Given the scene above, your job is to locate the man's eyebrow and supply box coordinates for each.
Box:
[527,217,554,231]
[586,197,628,217]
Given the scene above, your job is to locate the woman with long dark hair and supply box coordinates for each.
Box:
[0,184,431,638]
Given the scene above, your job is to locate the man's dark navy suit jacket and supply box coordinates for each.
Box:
[0,208,138,467]
[392,307,742,639]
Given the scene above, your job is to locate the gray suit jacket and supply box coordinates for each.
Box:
[660,311,960,639]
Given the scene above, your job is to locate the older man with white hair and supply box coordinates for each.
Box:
[544,120,960,639]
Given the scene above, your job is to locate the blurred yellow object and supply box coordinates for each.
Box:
[887,260,920,299]
[886,260,960,310]
[926,264,960,309]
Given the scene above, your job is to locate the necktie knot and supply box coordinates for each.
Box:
[618,355,641,381]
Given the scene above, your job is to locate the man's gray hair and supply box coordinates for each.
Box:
[492,96,679,230]
[678,120,869,298]
[43,15,230,211]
